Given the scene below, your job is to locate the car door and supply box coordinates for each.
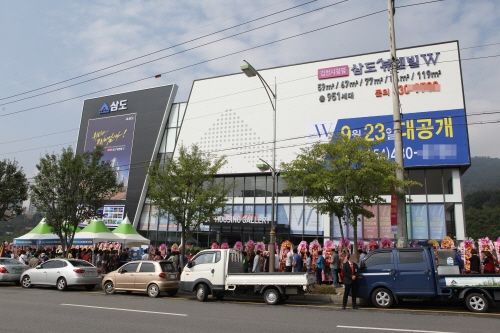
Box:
[115,262,139,290]
[183,251,216,286]
[135,262,156,291]
[45,260,67,286]
[31,261,52,285]
[394,249,435,296]
[358,250,396,298]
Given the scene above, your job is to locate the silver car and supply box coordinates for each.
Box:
[0,257,28,284]
[20,259,100,291]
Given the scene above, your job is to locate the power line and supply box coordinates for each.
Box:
[0,142,74,157]
[0,128,78,145]
[0,0,457,118]
[0,0,326,102]
[0,7,385,118]
[0,0,351,108]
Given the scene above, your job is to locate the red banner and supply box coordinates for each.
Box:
[390,193,398,227]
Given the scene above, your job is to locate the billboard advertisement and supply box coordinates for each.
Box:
[76,85,177,227]
[84,113,137,200]
[177,41,469,174]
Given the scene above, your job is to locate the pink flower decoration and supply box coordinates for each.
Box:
[339,237,350,249]
[159,243,166,251]
[245,240,255,252]
[298,241,309,253]
[233,241,243,251]
[309,239,322,252]
[368,240,378,250]
[255,242,266,252]
[381,238,392,248]
[211,242,220,249]
[323,239,334,250]
[357,240,366,251]
[221,242,229,249]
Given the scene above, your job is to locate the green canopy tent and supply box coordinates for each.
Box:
[73,219,120,246]
[112,216,150,247]
[13,218,60,246]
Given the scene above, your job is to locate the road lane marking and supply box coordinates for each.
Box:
[60,303,187,317]
[337,326,458,333]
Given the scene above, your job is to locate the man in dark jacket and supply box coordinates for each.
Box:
[342,253,359,309]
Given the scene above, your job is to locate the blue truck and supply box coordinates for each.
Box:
[357,247,500,313]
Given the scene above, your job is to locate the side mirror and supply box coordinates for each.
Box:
[120,269,126,274]
[187,261,194,268]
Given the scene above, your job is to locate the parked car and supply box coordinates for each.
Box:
[20,259,100,291]
[0,257,28,284]
[102,260,179,298]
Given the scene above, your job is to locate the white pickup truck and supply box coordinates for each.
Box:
[180,249,315,305]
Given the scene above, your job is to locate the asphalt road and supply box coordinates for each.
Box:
[0,284,499,333]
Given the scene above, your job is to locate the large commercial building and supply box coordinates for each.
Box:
[76,41,470,247]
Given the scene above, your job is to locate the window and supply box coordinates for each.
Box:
[244,176,255,197]
[45,260,67,269]
[234,177,244,197]
[215,252,221,263]
[0,259,20,265]
[364,252,393,269]
[120,262,139,273]
[193,252,214,265]
[426,169,443,194]
[255,176,268,197]
[139,262,156,273]
[68,260,93,267]
[399,251,425,265]
[408,170,426,194]
[41,261,58,269]
[443,169,453,194]
[277,176,289,196]
[160,262,175,272]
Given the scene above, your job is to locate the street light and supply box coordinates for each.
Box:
[241,60,277,272]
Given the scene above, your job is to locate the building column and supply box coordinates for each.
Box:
[454,203,466,241]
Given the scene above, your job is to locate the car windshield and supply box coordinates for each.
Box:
[0,258,21,265]
[68,260,94,267]
[160,262,176,272]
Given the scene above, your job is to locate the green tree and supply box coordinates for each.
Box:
[148,145,228,264]
[464,190,500,239]
[282,135,415,260]
[0,159,28,221]
[30,147,121,255]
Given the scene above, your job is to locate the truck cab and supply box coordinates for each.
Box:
[358,247,438,308]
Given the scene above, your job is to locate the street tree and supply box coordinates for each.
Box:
[282,135,416,260]
[30,147,121,254]
[148,145,228,264]
[0,159,28,221]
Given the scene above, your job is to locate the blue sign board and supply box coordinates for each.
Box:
[333,108,470,167]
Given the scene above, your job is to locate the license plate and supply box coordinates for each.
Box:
[168,274,177,279]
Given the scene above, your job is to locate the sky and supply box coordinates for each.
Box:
[0,0,499,178]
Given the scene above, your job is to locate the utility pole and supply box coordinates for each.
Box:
[388,0,407,247]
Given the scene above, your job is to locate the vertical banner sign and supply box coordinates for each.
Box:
[84,113,137,200]
[390,193,398,234]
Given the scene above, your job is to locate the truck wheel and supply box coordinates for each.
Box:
[465,293,489,313]
[371,288,394,308]
[196,284,208,302]
[263,288,281,305]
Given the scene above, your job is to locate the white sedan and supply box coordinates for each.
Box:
[20,259,100,291]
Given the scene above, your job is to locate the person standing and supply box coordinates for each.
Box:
[469,249,480,274]
[242,251,249,273]
[331,249,340,287]
[305,251,312,273]
[292,248,303,272]
[316,250,325,285]
[342,253,359,309]
[285,247,293,272]
[252,250,262,273]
